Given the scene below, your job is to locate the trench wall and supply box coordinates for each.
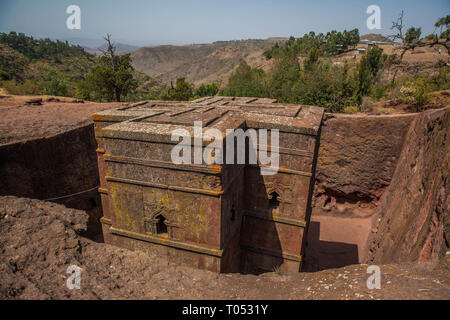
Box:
[0,124,102,240]
[1,109,448,272]
[366,108,449,264]
[304,113,416,271]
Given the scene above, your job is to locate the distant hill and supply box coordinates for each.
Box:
[131,39,282,86]
[84,43,140,56]
[64,37,140,55]
[0,32,157,99]
[360,34,391,43]
[65,37,106,49]
[0,32,95,94]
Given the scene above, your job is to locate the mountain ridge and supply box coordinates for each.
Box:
[130,34,391,86]
[131,38,283,86]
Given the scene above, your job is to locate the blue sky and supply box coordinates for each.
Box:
[0,0,448,46]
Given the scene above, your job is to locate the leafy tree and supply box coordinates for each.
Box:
[268,53,300,102]
[264,29,360,59]
[292,60,357,112]
[304,47,319,71]
[0,31,88,61]
[405,27,422,44]
[355,47,384,103]
[220,60,267,97]
[42,68,70,96]
[160,77,194,101]
[170,77,194,100]
[195,82,219,97]
[435,15,450,40]
[75,79,92,100]
[77,34,138,102]
[356,57,373,103]
[365,46,384,77]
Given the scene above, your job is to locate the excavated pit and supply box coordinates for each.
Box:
[0,99,449,298]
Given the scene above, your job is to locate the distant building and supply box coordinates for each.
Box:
[357,48,367,54]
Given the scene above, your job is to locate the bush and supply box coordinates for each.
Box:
[75,80,91,100]
[2,79,43,95]
[429,66,450,91]
[194,82,219,97]
[343,105,360,114]
[42,68,70,97]
[413,77,430,108]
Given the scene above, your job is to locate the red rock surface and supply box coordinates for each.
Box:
[306,113,415,270]
[0,97,448,296]
[1,196,448,300]
[367,108,450,264]
[313,113,415,218]
[0,99,122,145]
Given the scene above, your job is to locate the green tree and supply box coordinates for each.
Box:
[405,27,422,44]
[75,80,92,100]
[220,60,267,97]
[304,47,319,71]
[43,68,70,96]
[77,35,137,102]
[268,53,300,102]
[160,77,194,101]
[194,82,219,97]
[365,46,384,77]
[355,46,384,103]
[356,57,373,103]
[170,77,194,100]
[435,15,450,39]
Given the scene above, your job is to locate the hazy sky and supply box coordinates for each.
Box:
[0,0,448,46]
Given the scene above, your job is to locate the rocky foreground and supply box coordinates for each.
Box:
[0,196,448,300]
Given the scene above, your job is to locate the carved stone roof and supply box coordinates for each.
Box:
[94,96,324,144]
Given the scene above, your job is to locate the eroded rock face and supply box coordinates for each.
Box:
[0,100,122,241]
[0,124,103,241]
[312,113,415,218]
[304,113,415,271]
[367,108,450,264]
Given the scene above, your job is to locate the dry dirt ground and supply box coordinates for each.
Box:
[0,196,448,300]
[0,94,123,145]
[335,42,449,65]
[364,89,450,115]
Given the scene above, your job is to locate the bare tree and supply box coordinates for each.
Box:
[388,13,449,83]
[100,34,117,72]
[388,12,450,59]
[389,11,405,43]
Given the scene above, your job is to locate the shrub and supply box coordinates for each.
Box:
[42,68,70,97]
[2,79,43,95]
[413,77,430,108]
[343,105,360,114]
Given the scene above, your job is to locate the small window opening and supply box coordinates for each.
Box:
[231,205,236,221]
[324,196,332,208]
[269,192,280,208]
[156,215,168,235]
